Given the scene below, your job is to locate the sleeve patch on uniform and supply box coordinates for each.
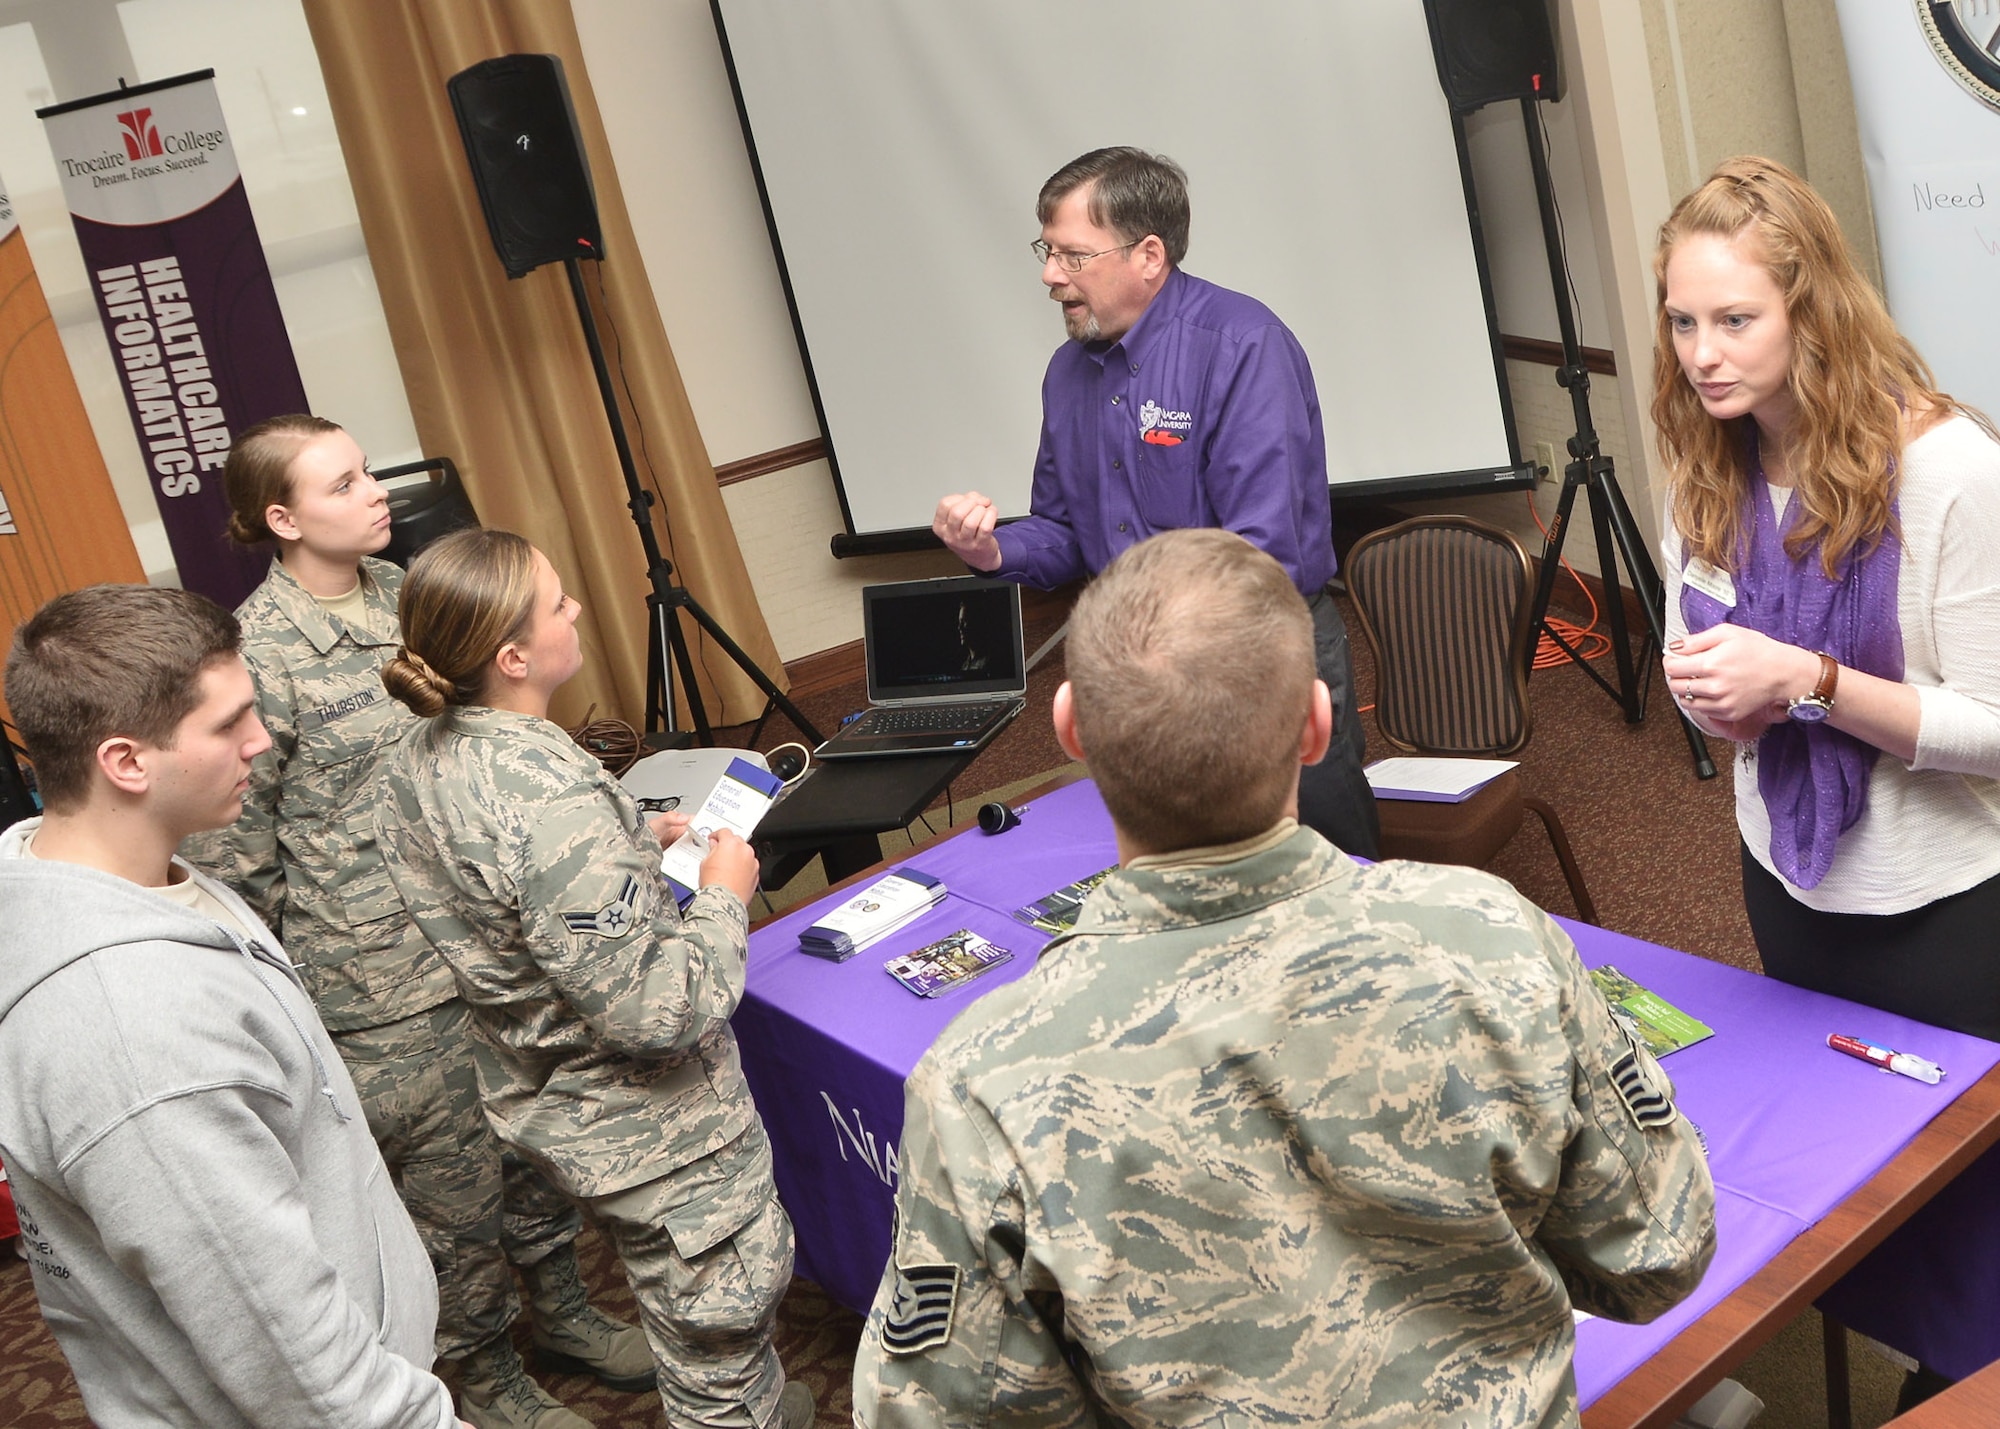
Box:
[562,873,641,938]
[1610,1045,1678,1129]
[880,1262,959,1355]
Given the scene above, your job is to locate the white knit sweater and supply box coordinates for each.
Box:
[1663,414,2000,914]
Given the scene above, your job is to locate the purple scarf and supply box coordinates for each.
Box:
[1679,449,1903,889]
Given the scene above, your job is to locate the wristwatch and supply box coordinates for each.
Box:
[1787,652,1839,723]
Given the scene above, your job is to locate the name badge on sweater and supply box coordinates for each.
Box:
[1683,559,1736,608]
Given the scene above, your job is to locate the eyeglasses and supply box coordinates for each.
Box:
[1030,239,1140,273]
[634,795,682,814]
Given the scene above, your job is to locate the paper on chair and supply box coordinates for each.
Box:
[1364,757,1518,803]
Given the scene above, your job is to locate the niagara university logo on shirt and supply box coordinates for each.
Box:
[1919,1,2000,113]
[563,874,642,938]
[1138,398,1192,446]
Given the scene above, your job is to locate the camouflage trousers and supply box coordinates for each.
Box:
[336,1000,583,1360]
[582,1121,794,1428]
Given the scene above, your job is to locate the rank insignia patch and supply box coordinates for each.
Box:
[1610,1036,1678,1129]
[880,1262,959,1355]
[563,874,641,938]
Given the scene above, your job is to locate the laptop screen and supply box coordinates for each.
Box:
[863,576,1026,702]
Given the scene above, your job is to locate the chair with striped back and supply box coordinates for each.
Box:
[1343,515,1597,922]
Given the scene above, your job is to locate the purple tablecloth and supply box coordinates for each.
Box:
[739,779,2000,1404]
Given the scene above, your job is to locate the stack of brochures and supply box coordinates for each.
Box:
[798,869,946,962]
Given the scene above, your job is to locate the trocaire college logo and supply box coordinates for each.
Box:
[1918,1,2000,113]
[117,108,165,162]
[1138,398,1192,447]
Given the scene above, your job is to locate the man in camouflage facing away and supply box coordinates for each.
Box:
[853,528,1717,1427]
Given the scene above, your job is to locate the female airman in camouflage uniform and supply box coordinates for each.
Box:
[372,529,812,1429]
[189,418,650,1429]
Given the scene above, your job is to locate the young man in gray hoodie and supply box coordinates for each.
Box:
[0,584,464,1429]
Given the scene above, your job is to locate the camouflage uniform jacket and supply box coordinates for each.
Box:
[185,556,454,1032]
[855,823,1717,1429]
[374,705,758,1202]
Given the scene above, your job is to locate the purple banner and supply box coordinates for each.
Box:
[40,71,308,608]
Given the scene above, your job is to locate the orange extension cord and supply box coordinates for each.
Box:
[1524,489,1612,668]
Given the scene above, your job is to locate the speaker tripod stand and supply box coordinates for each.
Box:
[563,258,823,748]
[1512,97,1714,780]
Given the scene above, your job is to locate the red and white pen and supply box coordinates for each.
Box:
[1827,1034,1944,1085]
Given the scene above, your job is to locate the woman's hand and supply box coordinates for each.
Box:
[1663,625,1819,733]
[647,810,692,846]
[697,828,760,906]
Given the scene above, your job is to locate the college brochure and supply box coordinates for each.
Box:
[798,870,947,961]
[1012,866,1118,935]
[1590,964,1714,1058]
[661,757,785,897]
[884,929,1015,998]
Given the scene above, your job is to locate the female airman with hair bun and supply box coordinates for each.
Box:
[375,527,813,1429]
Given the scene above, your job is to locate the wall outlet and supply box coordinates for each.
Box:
[1533,441,1560,485]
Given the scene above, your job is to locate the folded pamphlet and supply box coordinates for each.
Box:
[798,869,947,962]
[884,929,1014,998]
[1590,964,1714,1058]
[1013,866,1117,936]
[661,757,785,897]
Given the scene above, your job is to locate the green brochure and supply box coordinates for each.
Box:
[1590,965,1714,1058]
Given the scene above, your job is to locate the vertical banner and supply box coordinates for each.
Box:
[1832,2,2000,420]
[39,70,309,608]
[0,177,147,722]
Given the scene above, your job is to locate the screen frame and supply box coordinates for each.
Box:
[862,575,1027,703]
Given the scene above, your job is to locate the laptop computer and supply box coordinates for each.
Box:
[813,575,1028,759]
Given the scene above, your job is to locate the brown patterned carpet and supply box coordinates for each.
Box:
[0,582,1807,1428]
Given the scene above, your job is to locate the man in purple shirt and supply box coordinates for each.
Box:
[934,147,1377,855]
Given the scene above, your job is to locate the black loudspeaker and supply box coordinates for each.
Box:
[447,54,603,278]
[1423,0,1563,112]
[378,458,480,567]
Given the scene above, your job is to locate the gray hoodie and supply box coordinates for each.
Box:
[0,817,454,1429]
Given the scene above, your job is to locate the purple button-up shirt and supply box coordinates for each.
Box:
[993,268,1337,596]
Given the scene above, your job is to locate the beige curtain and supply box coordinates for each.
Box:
[300,0,784,729]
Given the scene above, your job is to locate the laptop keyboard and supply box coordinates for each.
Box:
[847,701,1015,736]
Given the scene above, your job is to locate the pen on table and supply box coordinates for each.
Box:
[1826,1033,1944,1085]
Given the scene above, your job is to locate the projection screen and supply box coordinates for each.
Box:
[712,0,1528,544]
